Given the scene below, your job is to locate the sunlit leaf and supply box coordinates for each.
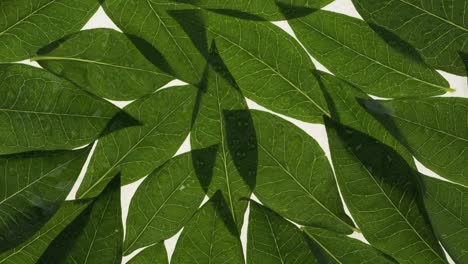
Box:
[127,243,167,264]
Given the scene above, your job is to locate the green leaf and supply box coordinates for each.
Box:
[0,0,99,62]
[33,29,173,101]
[171,9,330,123]
[420,176,468,263]
[0,199,92,264]
[124,152,205,255]
[0,64,124,154]
[171,192,244,264]
[364,97,468,186]
[325,117,447,264]
[191,43,256,228]
[102,0,206,84]
[287,10,452,98]
[248,201,318,264]
[0,147,90,253]
[352,0,468,76]
[77,85,198,198]
[127,243,168,264]
[303,227,396,263]
[37,176,122,264]
[251,110,354,234]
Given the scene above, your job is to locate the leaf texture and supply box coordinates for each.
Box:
[124,152,205,255]
[251,110,354,234]
[352,0,468,76]
[287,10,451,98]
[77,85,198,198]
[0,64,123,154]
[38,176,122,264]
[0,147,90,252]
[248,202,318,264]
[0,0,99,62]
[171,192,244,264]
[325,117,447,264]
[34,29,173,101]
[127,243,168,264]
[364,97,468,186]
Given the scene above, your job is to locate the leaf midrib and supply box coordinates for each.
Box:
[0,108,113,120]
[304,230,343,264]
[264,212,285,264]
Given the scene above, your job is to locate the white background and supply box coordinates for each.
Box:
[21,0,467,263]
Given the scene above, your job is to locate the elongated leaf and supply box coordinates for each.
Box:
[38,176,122,264]
[0,147,90,252]
[34,29,173,101]
[304,228,396,263]
[352,0,468,76]
[191,43,256,228]
[171,9,330,123]
[77,85,198,198]
[287,10,452,98]
[124,152,205,255]
[0,0,99,62]
[171,192,244,264]
[251,110,354,234]
[420,176,468,263]
[127,243,167,264]
[325,117,447,264]
[364,97,468,186]
[248,202,318,264]
[102,0,205,84]
[0,64,124,154]
[0,200,91,264]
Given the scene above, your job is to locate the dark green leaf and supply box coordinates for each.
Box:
[287,10,452,98]
[34,29,173,101]
[0,0,99,62]
[127,243,167,264]
[304,228,396,263]
[38,176,122,264]
[420,176,468,263]
[0,147,90,252]
[352,0,468,76]
[364,97,468,186]
[77,85,198,198]
[171,192,244,264]
[124,152,205,255]
[248,201,318,264]
[102,0,206,84]
[0,199,91,264]
[0,64,123,154]
[325,117,447,263]
[251,110,354,234]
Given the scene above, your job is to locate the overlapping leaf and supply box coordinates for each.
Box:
[0,64,123,154]
[34,29,173,100]
[76,85,198,198]
[0,147,90,253]
[325,117,447,263]
[352,0,468,76]
[127,243,167,264]
[0,0,99,62]
[287,10,452,98]
[124,152,205,255]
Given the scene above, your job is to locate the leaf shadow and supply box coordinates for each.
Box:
[210,191,241,237]
[191,145,219,193]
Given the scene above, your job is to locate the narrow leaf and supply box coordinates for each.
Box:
[0,0,99,62]
[352,0,468,76]
[77,85,198,198]
[0,200,91,264]
[34,29,173,101]
[325,117,447,263]
[287,10,452,98]
[124,152,205,255]
[0,64,124,154]
[127,243,167,264]
[38,176,122,264]
[248,202,318,264]
[171,192,244,264]
[364,97,468,186]
[251,110,354,234]
[0,147,90,252]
